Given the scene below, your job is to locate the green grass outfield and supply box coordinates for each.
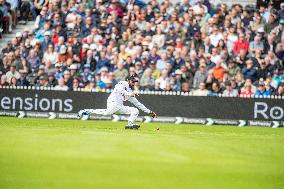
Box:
[0,117,284,189]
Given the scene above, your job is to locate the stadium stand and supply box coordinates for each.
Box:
[0,0,283,97]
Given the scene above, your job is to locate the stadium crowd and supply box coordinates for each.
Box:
[0,0,283,97]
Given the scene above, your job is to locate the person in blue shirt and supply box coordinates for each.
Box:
[96,51,110,72]
[254,82,271,97]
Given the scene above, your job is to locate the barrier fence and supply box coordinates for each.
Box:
[0,88,283,127]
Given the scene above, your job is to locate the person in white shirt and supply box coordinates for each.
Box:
[54,78,69,91]
[5,63,20,83]
[78,75,157,129]
[156,70,169,90]
[209,25,224,47]
[192,0,208,16]
[222,81,239,97]
[193,82,209,96]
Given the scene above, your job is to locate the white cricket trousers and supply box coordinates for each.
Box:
[83,102,139,123]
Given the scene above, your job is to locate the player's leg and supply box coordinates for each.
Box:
[117,106,140,129]
[78,103,119,119]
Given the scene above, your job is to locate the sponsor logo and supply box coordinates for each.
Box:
[254,102,284,120]
[0,94,73,112]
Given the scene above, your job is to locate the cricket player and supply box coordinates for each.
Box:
[78,75,157,129]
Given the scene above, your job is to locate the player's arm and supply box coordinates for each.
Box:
[128,97,157,118]
[114,82,135,97]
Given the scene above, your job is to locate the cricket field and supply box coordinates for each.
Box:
[0,117,284,189]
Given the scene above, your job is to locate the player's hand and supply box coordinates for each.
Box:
[149,111,157,118]
[132,92,139,97]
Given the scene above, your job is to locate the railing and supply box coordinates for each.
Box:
[1,85,283,99]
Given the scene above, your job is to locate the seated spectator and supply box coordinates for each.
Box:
[211,60,225,81]
[152,27,165,49]
[6,63,20,83]
[222,80,239,97]
[240,84,254,97]
[36,75,50,87]
[254,81,271,97]
[140,68,155,90]
[209,25,224,47]
[96,51,110,72]
[63,70,72,88]
[71,77,82,91]
[208,82,221,96]
[10,76,17,87]
[54,63,63,80]
[274,83,284,96]
[107,72,117,88]
[242,59,257,83]
[193,63,207,89]
[149,61,160,80]
[233,33,249,55]
[54,78,68,91]
[42,45,58,65]
[227,60,241,79]
[257,61,271,81]
[171,51,185,70]
[84,79,96,92]
[113,61,128,81]
[47,72,56,87]
[156,70,169,91]
[95,73,106,90]
[0,75,9,87]
[0,0,12,32]
[193,82,209,96]
[34,6,49,30]
[249,35,264,54]
[17,73,29,87]
[19,0,31,24]
[171,70,182,91]
[181,82,190,93]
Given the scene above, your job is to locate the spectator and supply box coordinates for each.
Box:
[63,70,72,88]
[233,33,249,55]
[0,0,12,32]
[149,60,160,80]
[72,77,81,91]
[54,78,68,91]
[0,75,9,87]
[181,82,190,93]
[96,51,110,71]
[193,64,207,89]
[42,44,58,65]
[17,73,29,86]
[19,0,31,24]
[113,61,128,81]
[171,70,182,91]
[242,59,257,83]
[47,72,56,87]
[140,68,155,90]
[274,83,284,96]
[6,63,20,83]
[222,80,239,97]
[227,60,241,79]
[249,35,264,54]
[257,61,271,81]
[208,82,221,96]
[254,81,271,97]
[240,84,254,97]
[36,75,50,87]
[95,73,106,90]
[152,27,165,48]
[193,82,209,96]
[212,60,225,81]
